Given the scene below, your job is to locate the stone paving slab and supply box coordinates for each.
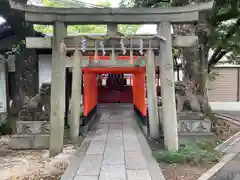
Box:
[76,154,102,176]
[125,151,148,170]
[102,148,125,165]
[63,106,165,180]
[99,165,126,180]
[74,176,98,180]
[85,141,106,155]
[127,170,152,180]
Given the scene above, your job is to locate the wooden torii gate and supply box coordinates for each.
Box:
[9,0,213,156]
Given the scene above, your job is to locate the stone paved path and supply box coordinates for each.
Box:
[64,105,165,180]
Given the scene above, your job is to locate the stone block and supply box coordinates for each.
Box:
[16,121,50,134]
[9,134,50,149]
[33,134,49,149]
[9,134,33,149]
[179,132,216,144]
[178,119,211,133]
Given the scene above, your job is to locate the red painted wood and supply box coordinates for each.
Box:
[98,86,133,103]
[82,67,145,74]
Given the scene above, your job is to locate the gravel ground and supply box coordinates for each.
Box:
[0,136,78,180]
[160,163,211,180]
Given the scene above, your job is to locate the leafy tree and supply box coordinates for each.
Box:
[121,0,240,71]
[120,0,239,123]
[0,0,39,133]
[34,0,139,35]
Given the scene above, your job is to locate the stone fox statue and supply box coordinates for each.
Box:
[21,83,51,120]
[157,81,202,113]
[175,81,201,112]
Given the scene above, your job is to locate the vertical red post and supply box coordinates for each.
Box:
[83,72,90,116]
[132,74,136,108]
[138,71,146,116]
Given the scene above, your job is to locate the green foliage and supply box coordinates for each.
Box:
[121,0,240,69]
[0,114,11,135]
[5,40,26,55]
[153,141,221,165]
[34,0,139,35]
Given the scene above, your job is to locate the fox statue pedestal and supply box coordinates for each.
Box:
[9,83,51,150]
[158,108,215,143]
[177,111,215,143]
[9,119,50,150]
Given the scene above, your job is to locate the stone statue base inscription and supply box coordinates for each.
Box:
[9,121,50,149]
[158,108,215,143]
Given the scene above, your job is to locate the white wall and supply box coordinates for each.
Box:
[0,61,7,113]
[38,54,52,89]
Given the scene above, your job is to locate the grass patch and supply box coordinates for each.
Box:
[153,141,222,165]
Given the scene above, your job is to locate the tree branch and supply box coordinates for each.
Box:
[207,18,240,72]
[208,49,227,73]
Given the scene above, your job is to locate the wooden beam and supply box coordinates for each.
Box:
[26,35,198,49]
[9,0,213,24]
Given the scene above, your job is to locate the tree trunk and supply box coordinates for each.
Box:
[173,16,216,123]
[1,0,38,133]
[197,11,218,125]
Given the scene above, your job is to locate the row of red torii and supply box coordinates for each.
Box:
[9,0,213,156]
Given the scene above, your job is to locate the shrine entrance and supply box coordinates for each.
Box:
[98,73,132,103]
[82,67,146,120]
[13,0,213,156]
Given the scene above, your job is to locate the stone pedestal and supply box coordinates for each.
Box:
[9,121,50,149]
[158,108,215,144]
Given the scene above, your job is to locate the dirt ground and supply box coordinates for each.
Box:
[0,136,78,180]
[160,163,211,180]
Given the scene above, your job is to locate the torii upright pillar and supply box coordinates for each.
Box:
[49,21,67,157]
[158,21,178,152]
[69,39,82,142]
[146,49,159,139]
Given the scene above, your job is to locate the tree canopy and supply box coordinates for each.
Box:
[121,0,240,71]
[34,0,139,35]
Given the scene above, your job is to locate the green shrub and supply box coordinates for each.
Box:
[153,141,222,165]
[0,114,11,135]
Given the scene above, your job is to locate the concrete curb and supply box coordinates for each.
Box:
[215,132,240,153]
[60,131,95,180]
[133,117,166,180]
[197,153,237,180]
[215,114,240,153]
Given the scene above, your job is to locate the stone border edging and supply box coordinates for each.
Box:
[133,117,166,180]
[214,113,240,153]
[215,132,240,153]
[197,153,237,180]
[60,131,95,180]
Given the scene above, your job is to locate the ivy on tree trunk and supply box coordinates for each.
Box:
[0,0,38,132]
